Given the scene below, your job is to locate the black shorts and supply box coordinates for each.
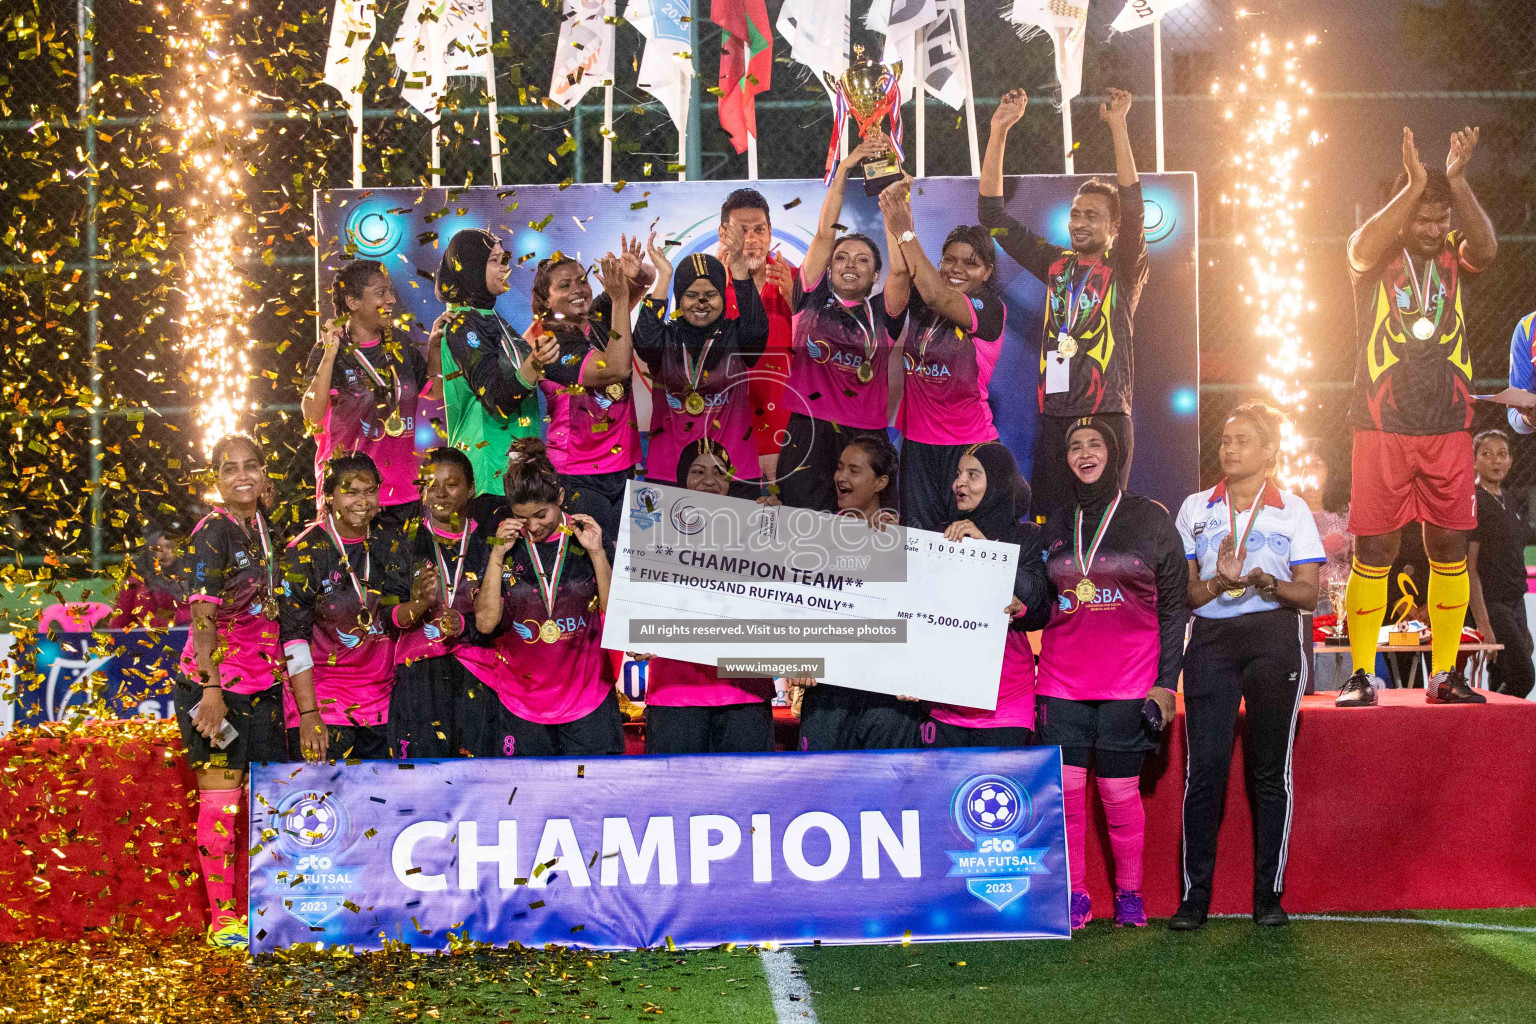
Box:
[175,680,289,771]
[775,413,852,513]
[496,689,626,757]
[645,702,775,754]
[899,438,974,533]
[923,718,1034,749]
[560,469,633,551]
[1035,695,1152,773]
[798,684,925,751]
[287,722,392,761]
[388,654,498,758]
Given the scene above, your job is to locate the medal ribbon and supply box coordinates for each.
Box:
[432,521,472,608]
[1225,479,1269,574]
[219,507,276,598]
[679,329,719,397]
[524,515,570,621]
[1400,248,1442,326]
[1073,490,1123,580]
[849,297,877,369]
[322,515,371,607]
[1057,259,1100,340]
[354,345,403,421]
[493,311,527,371]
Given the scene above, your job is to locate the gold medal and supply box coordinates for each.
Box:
[383,411,406,437]
[1411,316,1435,341]
[1074,578,1097,603]
[435,610,465,639]
[1224,587,1246,600]
[856,360,875,384]
[1057,335,1078,359]
[684,391,706,416]
[539,618,562,643]
[605,383,626,402]
[265,601,279,621]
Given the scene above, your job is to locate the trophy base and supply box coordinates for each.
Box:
[861,153,903,196]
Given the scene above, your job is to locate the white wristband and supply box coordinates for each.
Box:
[284,641,314,677]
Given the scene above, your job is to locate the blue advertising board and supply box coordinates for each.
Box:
[248,747,1068,951]
[5,628,185,729]
[314,174,1199,509]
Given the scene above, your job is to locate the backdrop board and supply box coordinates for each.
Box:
[1,628,185,733]
[248,747,1069,952]
[313,175,1199,510]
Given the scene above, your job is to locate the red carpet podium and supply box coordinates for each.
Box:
[3,692,1534,941]
[1079,690,1536,917]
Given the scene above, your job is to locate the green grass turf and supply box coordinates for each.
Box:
[792,910,1536,1024]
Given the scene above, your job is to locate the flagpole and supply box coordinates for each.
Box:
[603,84,615,184]
[350,99,364,188]
[678,113,688,181]
[1153,17,1166,172]
[485,45,504,186]
[914,24,926,178]
[431,119,442,187]
[952,0,980,176]
[1061,102,1074,173]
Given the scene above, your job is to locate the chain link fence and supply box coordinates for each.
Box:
[3,0,1535,587]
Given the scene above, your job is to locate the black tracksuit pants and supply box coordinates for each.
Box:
[1180,608,1308,907]
[1486,599,1536,699]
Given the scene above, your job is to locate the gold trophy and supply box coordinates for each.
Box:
[824,46,905,196]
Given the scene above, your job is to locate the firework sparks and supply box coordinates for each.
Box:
[1217,33,1325,489]
[164,2,255,453]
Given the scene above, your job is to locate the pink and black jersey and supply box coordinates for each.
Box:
[539,294,642,476]
[980,183,1148,417]
[279,522,412,727]
[180,510,285,696]
[784,272,895,430]
[634,276,769,482]
[644,658,773,708]
[304,334,429,508]
[381,518,495,666]
[887,284,1008,446]
[1035,493,1188,702]
[460,531,613,725]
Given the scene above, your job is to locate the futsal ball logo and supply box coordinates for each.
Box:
[276,791,350,853]
[952,774,1029,840]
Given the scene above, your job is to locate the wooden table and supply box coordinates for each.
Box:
[1314,641,1503,689]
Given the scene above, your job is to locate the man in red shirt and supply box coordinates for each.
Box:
[719,188,797,482]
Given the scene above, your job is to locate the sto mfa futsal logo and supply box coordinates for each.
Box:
[630,486,663,531]
[946,774,1049,910]
[344,201,406,258]
[269,789,359,930]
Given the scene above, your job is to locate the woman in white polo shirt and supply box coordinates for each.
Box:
[1171,401,1323,932]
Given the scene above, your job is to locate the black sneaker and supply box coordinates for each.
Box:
[1168,900,1208,931]
[1426,668,1487,704]
[1252,894,1289,927]
[1334,669,1379,708]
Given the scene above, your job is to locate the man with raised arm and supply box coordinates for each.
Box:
[979,87,1146,518]
[1334,126,1497,708]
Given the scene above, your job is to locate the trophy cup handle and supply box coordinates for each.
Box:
[889,61,903,84]
[822,70,841,97]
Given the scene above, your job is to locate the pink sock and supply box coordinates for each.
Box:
[1062,765,1089,892]
[1097,775,1146,893]
[198,788,239,926]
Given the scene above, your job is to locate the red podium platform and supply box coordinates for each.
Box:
[3,692,1534,941]
[1079,690,1536,917]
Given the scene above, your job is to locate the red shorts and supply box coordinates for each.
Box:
[1348,430,1476,536]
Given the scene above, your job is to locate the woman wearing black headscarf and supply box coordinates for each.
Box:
[924,442,1050,746]
[634,229,769,497]
[1035,416,1187,931]
[436,229,558,519]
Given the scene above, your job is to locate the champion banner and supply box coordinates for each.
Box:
[317,175,1198,506]
[248,748,1069,951]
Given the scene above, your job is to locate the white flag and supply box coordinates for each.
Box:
[1004,0,1091,103]
[324,0,376,100]
[391,0,493,116]
[776,0,850,94]
[1110,0,1193,34]
[866,0,966,110]
[550,0,617,109]
[624,0,692,132]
